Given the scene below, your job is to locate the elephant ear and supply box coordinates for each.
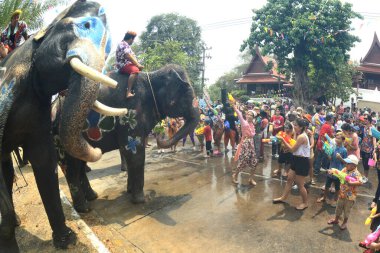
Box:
[34,5,72,42]
[170,69,191,87]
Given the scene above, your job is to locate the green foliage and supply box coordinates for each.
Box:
[139,41,191,72]
[137,13,204,94]
[239,95,250,104]
[207,50,251,101]
[0,0,62,32]
[242,0,361,105]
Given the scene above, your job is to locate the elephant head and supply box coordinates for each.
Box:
[30,0,127,162]
[151,65,200,148]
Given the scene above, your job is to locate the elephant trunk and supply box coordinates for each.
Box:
[156,109,199,148]
[59,73,102,162]
[0,97,19,251]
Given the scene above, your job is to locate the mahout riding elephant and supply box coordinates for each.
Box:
[0,1,127,252]
[54,64,199,213]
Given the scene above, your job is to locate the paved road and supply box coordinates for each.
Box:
[12,144,376,252]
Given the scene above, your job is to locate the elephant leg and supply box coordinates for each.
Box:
[0,155,18,253]
[2,155,20,226]
[64,155,91,213]
[25,134,77,249]
[126,142,145,203]
[79,164,98,202]
[119,147,128,171]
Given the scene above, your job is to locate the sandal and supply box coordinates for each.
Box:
[295,205,308,211]
[340,223,347,230]
[272,198,286,204]
[249,179,257,186]
[317,197,325,203]
[327,218,339,225]
[232,173,238,184]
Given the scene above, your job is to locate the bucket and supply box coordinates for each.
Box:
[368,158,376,167]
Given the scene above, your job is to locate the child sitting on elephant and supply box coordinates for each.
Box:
[116,31,144,98]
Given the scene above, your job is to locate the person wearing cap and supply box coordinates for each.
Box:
[327,154,363,230]
[0,9,28,58]
[116,31,144,98]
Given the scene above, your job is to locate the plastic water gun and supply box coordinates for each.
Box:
[228,93,235,104]
[365,206,377,226]
[323,141,334,156]
[315,116,326,125]
[363,224,380,247]
[330,168,358,185]
[371,127,380,140]
[270,136,278,143]
[276,131,296,147]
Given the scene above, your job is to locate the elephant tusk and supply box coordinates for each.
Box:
[70,57,118,88]
[93,100,128,116]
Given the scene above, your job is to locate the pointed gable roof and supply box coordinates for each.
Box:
[361,32,380,66]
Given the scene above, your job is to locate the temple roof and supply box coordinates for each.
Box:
[237,46,289,85]
[360,32,380,67]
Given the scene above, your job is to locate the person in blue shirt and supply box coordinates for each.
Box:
[317,132,347,205]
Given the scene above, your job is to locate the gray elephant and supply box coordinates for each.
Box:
[0,1,127,252]
[53,64,199,213]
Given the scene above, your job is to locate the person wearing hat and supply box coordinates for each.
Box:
[116,31,144,98]
[0,9,28,58]
[327,154,363,230]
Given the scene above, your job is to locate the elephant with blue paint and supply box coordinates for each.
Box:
[0,1,128,252]
[53,64,199,213]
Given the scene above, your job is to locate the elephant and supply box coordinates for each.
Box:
[0,1,127,252]
[53,64,199,213]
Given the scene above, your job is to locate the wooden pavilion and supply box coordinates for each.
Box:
[236,46,291,96]
[357,32,380,90]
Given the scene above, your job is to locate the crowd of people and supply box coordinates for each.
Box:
[153,96,380,252]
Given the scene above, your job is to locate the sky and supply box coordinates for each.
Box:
[43,0,380,85]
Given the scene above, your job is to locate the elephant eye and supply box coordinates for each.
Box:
[84,22,91,29]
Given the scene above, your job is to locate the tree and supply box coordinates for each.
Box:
[242,0,361,106]
[0,0,62,32]
[137,13,204,94]
[207,50,251,101]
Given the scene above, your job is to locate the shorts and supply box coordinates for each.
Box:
[335,198,355,219]
[119,63,140,74]
[290,156,310,176]
[278,150,292,164]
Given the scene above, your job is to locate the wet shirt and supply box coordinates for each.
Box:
[270,115,284,135]
[235,109,255,139]
[329,145,347,171]
[116,40,135,71]
[1,21,27,51]
[204,125,212,141]
[338,168,362,201]
[317,123,333,151]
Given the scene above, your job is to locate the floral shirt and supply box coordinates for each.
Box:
[1,21,27,51]
[338,167,362,201]
[360,125,374,154]
[115,40,135,71]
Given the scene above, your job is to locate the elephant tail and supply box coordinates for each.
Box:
[0,88,18,251]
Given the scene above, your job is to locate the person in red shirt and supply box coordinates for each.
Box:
[270,108,284,157]
[204,120,213,157]
[314,114,334,174]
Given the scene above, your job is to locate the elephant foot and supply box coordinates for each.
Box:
[73,199,91,213]
[0,236,19,253]
[85,188,98,202]
[53,227,77,250]
[130,191,145,204]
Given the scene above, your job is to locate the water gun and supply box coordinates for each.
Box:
[315,116,325,126]
[323,133,335,156]
[276,131,296,147]
[228,93,235,104]
[330,168,358,185]
[365,206,377,226]
[270,136,278,143]
[195,124,204,135]
[363,224,380,248]
[371,127,380,140]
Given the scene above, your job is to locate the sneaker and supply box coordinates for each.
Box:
[292,184,298,190]
[362,177,369,184]
[320,168,327,173]
[193,146,197,151]
[274,154,279,158]
[310,179,316,185]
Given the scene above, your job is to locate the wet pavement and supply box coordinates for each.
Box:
[12,142,378,252]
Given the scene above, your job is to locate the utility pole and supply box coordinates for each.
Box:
[201,45,212,92]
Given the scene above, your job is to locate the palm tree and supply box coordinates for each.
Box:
[0,0,66,32]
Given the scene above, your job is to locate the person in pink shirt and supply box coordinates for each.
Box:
[270,108,284,157]
[232,104,257,186]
